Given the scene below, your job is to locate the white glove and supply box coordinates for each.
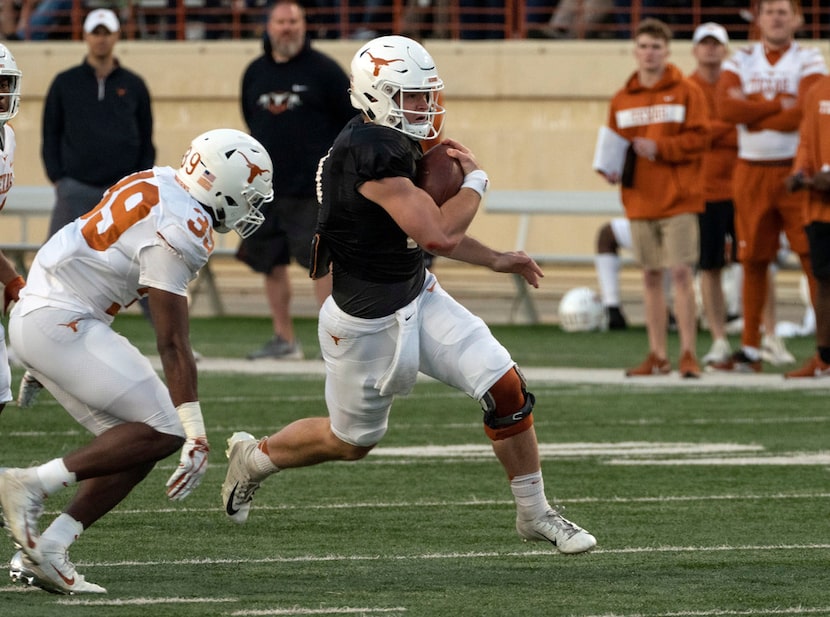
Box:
[166,437,210,501]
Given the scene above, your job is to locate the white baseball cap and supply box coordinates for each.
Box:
[692,22,728,45]
[83,8,120,34]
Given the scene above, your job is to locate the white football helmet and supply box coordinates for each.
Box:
[349,35,445,141]
[558,287,608,332]
[0,44,21,123]
[176,128,273,239]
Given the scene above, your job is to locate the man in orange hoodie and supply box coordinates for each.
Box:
[712,0,827,373]
[602,18,709,378]
[783,74,830,379]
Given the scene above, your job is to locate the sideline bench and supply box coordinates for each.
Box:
[483,190,625,323]
[3,186,628,321]
[1,185,234,315]
[2,186,53,275]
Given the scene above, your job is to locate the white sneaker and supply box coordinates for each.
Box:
[221,432,264,524]
[10,540,106,594]
[760,334,796,366]
[702,338,732,365]
[17,371,44,409]
[0,468,45,564]
[516,508,597,554]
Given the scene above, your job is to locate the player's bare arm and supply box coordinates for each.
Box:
[359,174,481,256]
[148,287,198,406]
[449,236,543,288]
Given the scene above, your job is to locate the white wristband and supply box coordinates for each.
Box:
[176,401,206,439]
[461,170,489,198]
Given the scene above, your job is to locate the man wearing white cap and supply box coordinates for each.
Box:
[688,22,738,367]
[18,8,155,407]
[40,8,154,238]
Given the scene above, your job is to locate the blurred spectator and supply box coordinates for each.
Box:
[528,0,614,39]
[1,0,35,40]
[41,8,155,236]
[602,18,708,378]
[689,22,738,366]
[712,0,826,373]
[238,0,354,360]
[16,0,71,40]
[783,73,830,379]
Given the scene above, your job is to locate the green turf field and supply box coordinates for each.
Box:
[0,316,828,616]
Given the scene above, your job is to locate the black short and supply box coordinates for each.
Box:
[805,221,830,280]
[697,199,736,271]
[235,196,318,273]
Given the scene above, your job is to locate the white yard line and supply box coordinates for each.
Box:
[39,543,830,570]
[159,357,828,390]
[578,608,830,617]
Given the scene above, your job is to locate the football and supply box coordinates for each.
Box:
[415,143,464,206]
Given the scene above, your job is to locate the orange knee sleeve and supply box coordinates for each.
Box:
[482,367,535,441]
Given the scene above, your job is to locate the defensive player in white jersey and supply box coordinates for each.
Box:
[0,128,274,594]
[0,43,25,416]
[221,36,596,555]
[713,0,828,373]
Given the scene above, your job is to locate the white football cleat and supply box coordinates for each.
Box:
[760,334,796,366]
[221,432,263,524]
[17,371,45,409]
[10,541,107,594]
[516,508,597,554]
[0,468,45,564]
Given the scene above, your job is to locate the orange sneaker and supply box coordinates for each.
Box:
[679,350,700,379]
[784,354,830,379]
[625,352,671,377]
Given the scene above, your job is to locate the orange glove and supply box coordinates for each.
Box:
[3,275,25,315]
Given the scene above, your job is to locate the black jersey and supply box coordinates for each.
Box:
[317,116,426,318]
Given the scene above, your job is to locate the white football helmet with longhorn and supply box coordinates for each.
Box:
[349,35,445,141]
[176,129,274,239]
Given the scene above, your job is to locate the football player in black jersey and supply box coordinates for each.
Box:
[221,35,597,554]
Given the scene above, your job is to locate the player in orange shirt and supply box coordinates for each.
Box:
[784,74,830,378]
[713,0,827,373]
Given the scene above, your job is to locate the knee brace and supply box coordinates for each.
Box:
[481,366,535,441]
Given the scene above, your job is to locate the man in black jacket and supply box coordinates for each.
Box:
[41,8,155,237]
[238,0,355,360]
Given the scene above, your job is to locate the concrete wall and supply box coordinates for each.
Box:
[7,39,828,259]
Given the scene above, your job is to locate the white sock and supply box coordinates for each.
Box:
[742,346,760,361]
[251,439,280,477]
[595,254,621,306]
[511,471,549,521]
[35,458,76,497]
[41,513,83,549]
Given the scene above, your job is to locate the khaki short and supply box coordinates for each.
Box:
[630,213,700,270]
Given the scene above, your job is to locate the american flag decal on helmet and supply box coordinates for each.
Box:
[197,169,216,191]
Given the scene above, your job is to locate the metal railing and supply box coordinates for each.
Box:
[9,0,830,42]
